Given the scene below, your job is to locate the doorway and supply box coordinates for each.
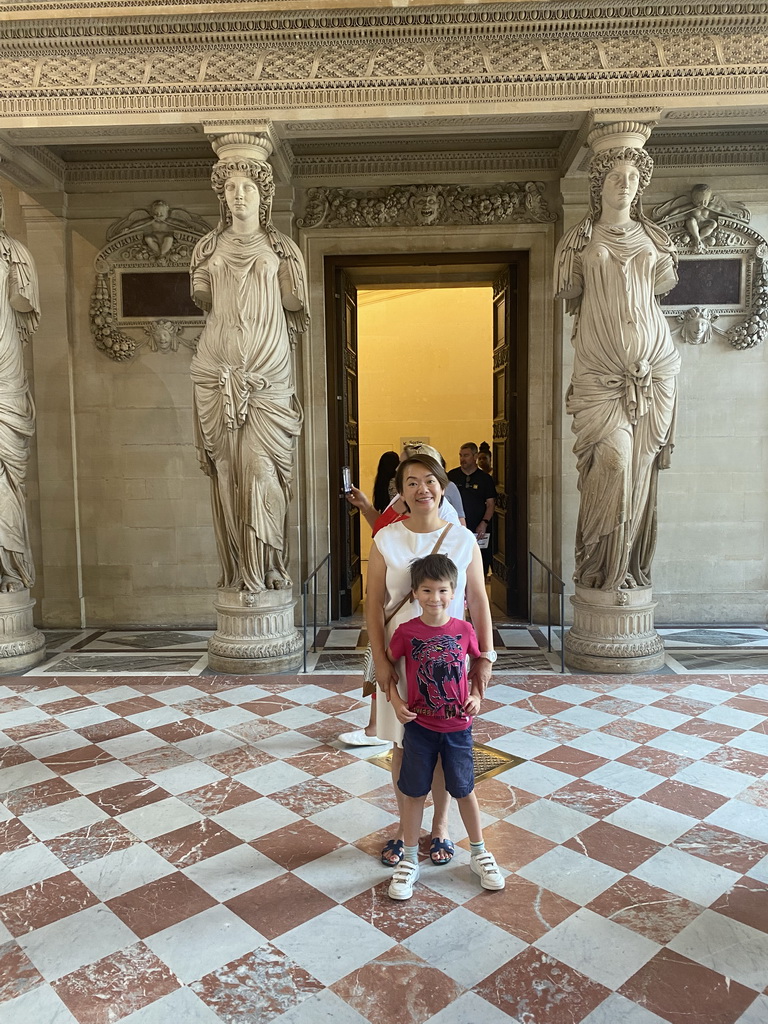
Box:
[325,252,529,620]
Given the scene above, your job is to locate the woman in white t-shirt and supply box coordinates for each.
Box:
[367,453,494,866]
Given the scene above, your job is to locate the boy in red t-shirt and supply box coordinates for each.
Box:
[384,553,505,900]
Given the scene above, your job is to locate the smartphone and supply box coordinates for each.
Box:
[341,466,353,494]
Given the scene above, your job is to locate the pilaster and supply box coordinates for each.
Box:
[21,192,82,627]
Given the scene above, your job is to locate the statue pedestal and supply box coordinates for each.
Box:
[0,590,46,675]
[207,587,303,674]
[564,583,665,673]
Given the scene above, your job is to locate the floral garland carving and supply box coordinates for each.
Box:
[297,182,556,229]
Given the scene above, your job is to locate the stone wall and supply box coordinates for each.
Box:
[6,164,766,629]
[19,186,220,627]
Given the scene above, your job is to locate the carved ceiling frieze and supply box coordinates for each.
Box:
[0,3,767,178]
[2,33,768,91]
[2,70,768,124]
[1,0,768,123]
[2,3,767,41]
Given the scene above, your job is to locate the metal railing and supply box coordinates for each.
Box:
[528,551,566,673]
[301,553,331,672]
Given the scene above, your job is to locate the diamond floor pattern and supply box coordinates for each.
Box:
[0,662,766,1023]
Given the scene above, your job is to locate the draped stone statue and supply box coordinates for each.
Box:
[0,188,40,593]
[190,134,309,594]
[555,122,680,672]
[556,124,680,592]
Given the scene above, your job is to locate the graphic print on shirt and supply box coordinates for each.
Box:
[411,633,465,715]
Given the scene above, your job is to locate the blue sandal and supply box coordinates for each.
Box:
[429,838,455,865]
[381,839,404,866]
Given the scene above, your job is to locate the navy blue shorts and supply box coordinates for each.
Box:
[398,720,474,799]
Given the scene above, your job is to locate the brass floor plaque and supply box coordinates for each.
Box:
[367,742,524,782]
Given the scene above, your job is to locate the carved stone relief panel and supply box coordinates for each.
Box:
[297,182,557,229]
[90,201,210,361]
[652,186,768,350]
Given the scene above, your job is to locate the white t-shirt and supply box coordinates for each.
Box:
[372,520,477,744]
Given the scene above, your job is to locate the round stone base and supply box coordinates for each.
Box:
[564,583,665,674]
[207,587,303,674]
[0,590,46,675]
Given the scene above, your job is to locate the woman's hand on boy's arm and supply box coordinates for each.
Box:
[391,691,418,724]
[463,691,482,716]
[375,650,399,696]
[467,658,491,698]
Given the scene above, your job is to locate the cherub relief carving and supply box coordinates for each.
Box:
[106,201,211,259]
[652,185,749,252]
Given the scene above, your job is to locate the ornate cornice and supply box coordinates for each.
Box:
[292,148,561,182]
[3,69,768,123]
[1,4,767,148]
[283,113,580,135]
[648,142,768,168]
[19,140,767,189]
[1,4,768,42]
[62,158,214,186]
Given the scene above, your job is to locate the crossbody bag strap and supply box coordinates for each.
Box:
[383,522,453,626]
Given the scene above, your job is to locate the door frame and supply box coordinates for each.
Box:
[300,222,557,627]
[324,250,530,619]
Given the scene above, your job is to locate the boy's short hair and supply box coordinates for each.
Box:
[409,554,458,591]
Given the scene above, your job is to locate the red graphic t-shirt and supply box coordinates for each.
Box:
[388,616,480,733]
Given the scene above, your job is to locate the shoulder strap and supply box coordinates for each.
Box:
[431,523,452,554]
[383,523,454,626]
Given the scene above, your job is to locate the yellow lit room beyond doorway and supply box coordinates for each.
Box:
[356,284,494,577]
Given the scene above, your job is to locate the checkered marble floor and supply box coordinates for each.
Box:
[0,669,767,1023]
[28,625,768,677]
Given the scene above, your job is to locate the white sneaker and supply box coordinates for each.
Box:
[338,729,388,747]
[388,859,419,900]
[471,851,505,890]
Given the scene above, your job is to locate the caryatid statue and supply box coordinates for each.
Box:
[555,122,681,593]
[0,188,40,594]
[190,134,309,595]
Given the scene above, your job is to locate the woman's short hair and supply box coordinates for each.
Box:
[395,453,448,495]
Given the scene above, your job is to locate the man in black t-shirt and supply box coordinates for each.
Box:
[447,442,496,573]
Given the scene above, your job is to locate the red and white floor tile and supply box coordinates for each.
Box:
[0,669,767,1023]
